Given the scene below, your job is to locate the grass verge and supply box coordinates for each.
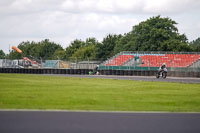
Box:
[0,74,200,112]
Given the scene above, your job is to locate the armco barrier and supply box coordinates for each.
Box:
[0,68,199,77]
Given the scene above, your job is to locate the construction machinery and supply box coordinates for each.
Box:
[12,46,40,68]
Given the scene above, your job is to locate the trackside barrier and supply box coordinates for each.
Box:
[0,68,200,77]
[0,68,93,75]
[99,65,200,72]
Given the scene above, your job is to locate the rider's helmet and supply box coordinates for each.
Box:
[161,63,166,68]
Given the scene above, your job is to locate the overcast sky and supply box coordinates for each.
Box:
[0,0,200,53]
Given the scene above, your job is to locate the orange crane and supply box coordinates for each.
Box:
[12,46,22,54]
[12,46,39,67]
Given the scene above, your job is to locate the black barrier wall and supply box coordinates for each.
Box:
[0,68,200,77]
[0,68,93,75]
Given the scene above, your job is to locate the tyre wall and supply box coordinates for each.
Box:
[0,68,92,75]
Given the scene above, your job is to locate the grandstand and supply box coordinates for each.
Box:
[101,52,200,71]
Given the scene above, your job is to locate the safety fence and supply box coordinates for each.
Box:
[0,59,102,69]
[1,51,200,72]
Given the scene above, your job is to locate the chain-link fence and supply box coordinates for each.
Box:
[1,51,200,72]
[0,58,103,70]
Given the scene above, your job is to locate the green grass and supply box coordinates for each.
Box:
[0,74,200,112]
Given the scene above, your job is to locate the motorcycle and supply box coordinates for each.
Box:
[156,69,167,79]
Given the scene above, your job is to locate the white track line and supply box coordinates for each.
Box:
[0,109,200,114]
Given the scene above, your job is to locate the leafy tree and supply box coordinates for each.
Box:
[96,34,122,59]
[0,50,6,59]
[190,37,200,52]
[114,33,133,54]
[65,39,85,58]
[71,45,96,60]
[52,48,66,60]
[39,39,63,60]
[85,37,99,46]
[65,38,100,60]
[114,16,191,52]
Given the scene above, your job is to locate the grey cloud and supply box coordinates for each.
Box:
[60,0,200,14]
[1,0,200,15]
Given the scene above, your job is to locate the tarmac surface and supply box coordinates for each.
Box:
[44,74,200,83]
[0,110,200,133]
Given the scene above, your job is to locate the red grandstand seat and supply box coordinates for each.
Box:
[140,54,200,67]
[105,55,134,66]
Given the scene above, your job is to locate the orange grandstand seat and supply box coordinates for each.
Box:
[106,55,134,66]
[140,54,200,67]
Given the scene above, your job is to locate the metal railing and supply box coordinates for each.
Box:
[0,58,103,70]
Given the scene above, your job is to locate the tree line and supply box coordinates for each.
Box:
[0,16,200,60]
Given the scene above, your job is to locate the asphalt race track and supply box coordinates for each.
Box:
[0,110,200,133]
[44,74,200,83]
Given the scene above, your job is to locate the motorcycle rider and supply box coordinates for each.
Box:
[158,63,167,75]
